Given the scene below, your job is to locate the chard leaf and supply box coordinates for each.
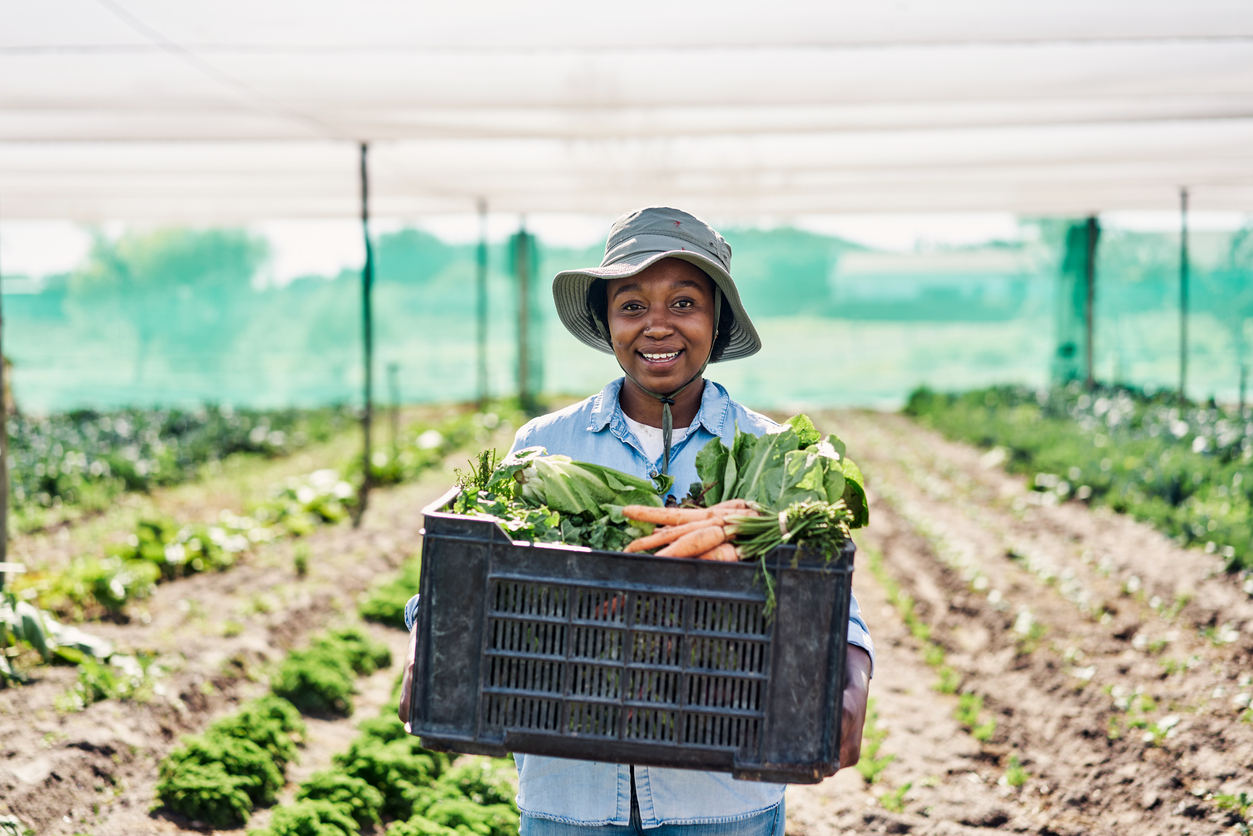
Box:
[824,433,848,459]
[840,457,869,528]
[787,414,822,447]
[738,428,799,506]
[695,437,730,499]
[776,448,826,507]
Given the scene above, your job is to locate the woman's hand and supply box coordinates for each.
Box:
[838,644,873,770]
[397,622,418,733]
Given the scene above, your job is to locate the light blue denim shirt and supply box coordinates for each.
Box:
[506,377,875,827]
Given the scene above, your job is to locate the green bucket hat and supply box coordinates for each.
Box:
[552,207,762,477]
[552,206,762,362]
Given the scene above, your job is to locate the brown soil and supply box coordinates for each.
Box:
[0,467,458,835]
[4,409,1252,836]
[785,410,1253,836]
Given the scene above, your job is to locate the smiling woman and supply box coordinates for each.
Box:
[477,206,877,836]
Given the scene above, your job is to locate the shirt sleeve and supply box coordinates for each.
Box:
[847,589,876,677]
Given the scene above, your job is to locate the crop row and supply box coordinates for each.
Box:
[156,624,393,828]
[10,404,356,519]
[905,383,1253,574]
[13,406,517,625]
[157,566,520,836]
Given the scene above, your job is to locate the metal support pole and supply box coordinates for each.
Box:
[0,216,7,590]
[516,219,530,411]
[476,199,489,408]
[1180,187,1189,402]
[354,142,375,527]
[1084,216,1098,390]
[387,361,400,451]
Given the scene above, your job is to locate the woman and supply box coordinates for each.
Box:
[403,207,874,836]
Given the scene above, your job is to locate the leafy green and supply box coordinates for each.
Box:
[693,415,868,526]
[452,448,662,551]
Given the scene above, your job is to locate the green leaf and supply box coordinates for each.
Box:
[695,437,730,500]
[16,601,51,661]
[841,458,870,528]
[787,414,822,447]
[737,427,800,506]
[823,433,848,459]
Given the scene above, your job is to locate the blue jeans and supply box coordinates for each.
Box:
[520,799,784,836]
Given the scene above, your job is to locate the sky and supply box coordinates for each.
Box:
[2,211,1249,288]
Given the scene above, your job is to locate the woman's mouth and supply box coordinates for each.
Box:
[639,349,682,368]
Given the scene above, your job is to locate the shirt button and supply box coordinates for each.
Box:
[648,470,658,478]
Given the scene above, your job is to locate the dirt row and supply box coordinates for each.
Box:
[782,411,1253,836]
[0,470,456,835]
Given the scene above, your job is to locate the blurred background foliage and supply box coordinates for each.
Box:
[4,219,1251,414]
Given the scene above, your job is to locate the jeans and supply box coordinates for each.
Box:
[520,798,785,836]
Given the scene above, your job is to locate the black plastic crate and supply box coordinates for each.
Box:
[406,487,855,784]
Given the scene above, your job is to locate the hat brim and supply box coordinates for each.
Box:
[552,247,762,363]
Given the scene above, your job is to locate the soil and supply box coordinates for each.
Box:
[3,410,1252,836]
[785,410,1253,836]
[0,466,460,835]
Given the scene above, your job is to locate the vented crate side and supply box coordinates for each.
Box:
[409,488,853,784]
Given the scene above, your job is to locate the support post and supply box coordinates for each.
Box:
[476,198,489,408]
[387,361,400,452]
[515,219,531,411]
[353,142,375,527]
[0,218,7,591]
[1180,188,1189,402]
[1084,216,1099,390]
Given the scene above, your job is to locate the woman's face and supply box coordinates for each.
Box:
[605,258,717,394]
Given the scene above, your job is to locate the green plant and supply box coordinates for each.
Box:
[333,738,439,819]
[855,698,893,783]
[904,384,1253,572]
[57,654,162,710]
[437,760,517,808]
[360,558,422,627]
[1004,755,1029,788]
[316,625,392,676]
[295,772,385,828]
[879,781,912,813]
[0,815,34,836]
[387,817,460,836]
[252,799,359,836]
[271,646,356,716]
[155,762,254,829]
[294,543,310,578]
[161,733,284,808]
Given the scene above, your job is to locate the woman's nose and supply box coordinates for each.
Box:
[642,316,674,337]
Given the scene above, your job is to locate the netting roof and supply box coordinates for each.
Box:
[4,0,1253,220]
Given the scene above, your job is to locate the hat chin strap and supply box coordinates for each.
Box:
[593,288,721,479]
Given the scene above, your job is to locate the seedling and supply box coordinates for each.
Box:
[880,781,912,813]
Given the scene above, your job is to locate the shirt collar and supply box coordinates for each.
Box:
[588,376,729,437]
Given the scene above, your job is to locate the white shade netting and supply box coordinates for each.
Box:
[2,0,1253,219]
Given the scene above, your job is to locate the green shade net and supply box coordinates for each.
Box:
[4,220,1251,415]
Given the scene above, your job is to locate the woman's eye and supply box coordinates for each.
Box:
[673,299,694,309]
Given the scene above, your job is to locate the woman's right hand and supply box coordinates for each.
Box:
[397,621,418,732]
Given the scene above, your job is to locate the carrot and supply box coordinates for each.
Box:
[707,498,751,511]
[657,525,727,558]
[697,542,739,562]
[622,505,715,525]
[624,517,724,553]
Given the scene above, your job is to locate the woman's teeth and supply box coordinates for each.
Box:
[642,351,680,361]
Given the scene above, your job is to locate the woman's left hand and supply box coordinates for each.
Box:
[838,644,873,770]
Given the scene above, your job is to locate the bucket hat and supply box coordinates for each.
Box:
[552,207,762,362]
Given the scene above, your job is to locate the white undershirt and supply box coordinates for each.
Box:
[623,413,693,464]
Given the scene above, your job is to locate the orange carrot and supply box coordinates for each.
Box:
[697,542,739,562]
[707,498,751,511]
[657,525,728,558]
[622,505,715,525]
[624,517,724,553]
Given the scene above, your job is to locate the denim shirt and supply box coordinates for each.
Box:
[507,377,875,827]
